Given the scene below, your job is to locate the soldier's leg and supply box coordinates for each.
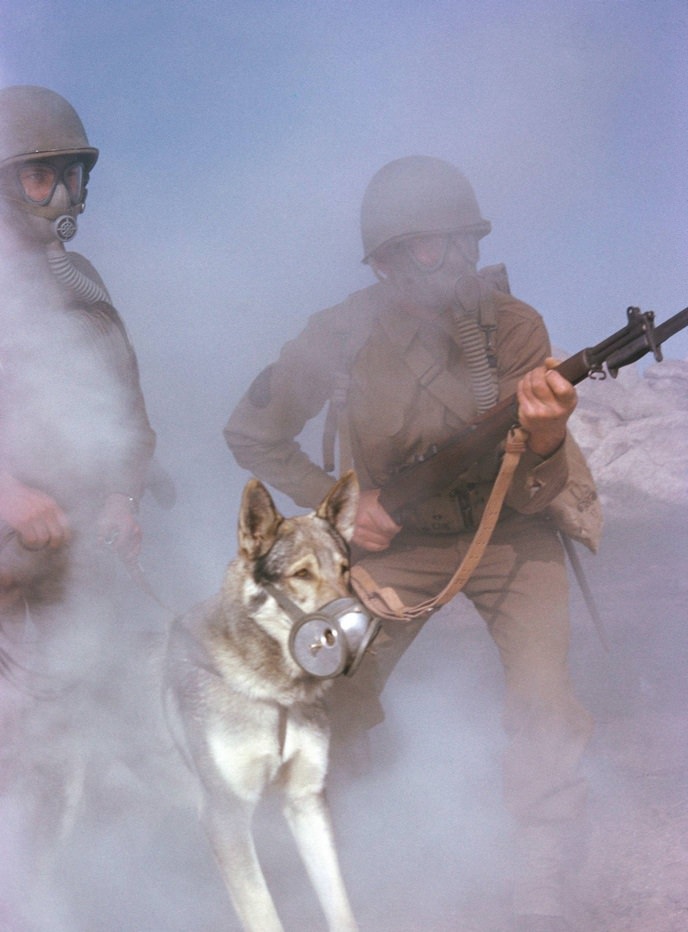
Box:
[0,595,41,930]
[464,514,593,922]
[327,534,463,759]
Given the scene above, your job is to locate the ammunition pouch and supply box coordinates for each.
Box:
[397,481,496,535]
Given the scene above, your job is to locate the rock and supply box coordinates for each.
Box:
[568,358,688,518]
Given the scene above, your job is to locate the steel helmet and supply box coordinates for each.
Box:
[360,155,491,262]
[0,85,98,175]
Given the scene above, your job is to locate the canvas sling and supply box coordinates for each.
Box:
[350,427,529,622]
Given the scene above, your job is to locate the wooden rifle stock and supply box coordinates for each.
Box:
[378,305,688,522]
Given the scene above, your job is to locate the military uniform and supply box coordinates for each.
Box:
[0,245,157,926]
[0,83,158,928]
[225,277,598,918]
[0,249,155,613]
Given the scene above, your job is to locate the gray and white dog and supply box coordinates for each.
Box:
[164,472,360,932]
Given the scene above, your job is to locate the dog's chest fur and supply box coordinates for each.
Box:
[166,588,331,784]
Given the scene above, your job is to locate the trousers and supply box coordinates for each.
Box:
[358,511,592,821]
[330,511,594,913]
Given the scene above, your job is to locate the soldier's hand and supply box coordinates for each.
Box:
[97,493,142,562]
[0,472,71,550]
[352,488,402,552]
[517,357,577,457]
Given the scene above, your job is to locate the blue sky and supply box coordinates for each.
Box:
[1,0,686,571]
[2,2,685,349]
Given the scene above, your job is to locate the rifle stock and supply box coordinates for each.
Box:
[378,305,688,521]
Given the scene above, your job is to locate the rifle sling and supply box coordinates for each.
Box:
[351,427,528,622]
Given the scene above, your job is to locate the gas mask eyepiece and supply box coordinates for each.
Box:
[17,159,85,208]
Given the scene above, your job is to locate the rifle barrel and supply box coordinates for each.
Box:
[654,305,688,345]
[605,305,688,375]
[377,305,688,519]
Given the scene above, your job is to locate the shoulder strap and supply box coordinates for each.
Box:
[323,267,511,472]
[322,300,379,474]
[400,337,477,421]
[401,268,506,418]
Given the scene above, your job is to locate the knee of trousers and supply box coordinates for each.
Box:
[502,689,594,824]
[503,675,594,749]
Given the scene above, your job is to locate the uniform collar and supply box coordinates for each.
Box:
[378,294,455,353]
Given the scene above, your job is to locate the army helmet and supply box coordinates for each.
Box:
[0,85,98,174]
[360,155,491,262]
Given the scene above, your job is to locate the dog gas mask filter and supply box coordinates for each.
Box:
[264,582,380,678]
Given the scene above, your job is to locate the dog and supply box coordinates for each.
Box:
[164,472,360,932]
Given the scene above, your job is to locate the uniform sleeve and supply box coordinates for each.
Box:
[504,439,570,513]
[63,253,156,502]
[113,324,157,502]
[88,301,157,502]
[224,309,344,509]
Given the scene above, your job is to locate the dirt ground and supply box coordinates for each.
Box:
[567,507,688,932]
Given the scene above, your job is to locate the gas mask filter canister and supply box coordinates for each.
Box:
[264,583,380,678]
[289,597,381,678]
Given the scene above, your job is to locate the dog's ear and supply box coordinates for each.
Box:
[316,470,359,542]
[238,479,283,559]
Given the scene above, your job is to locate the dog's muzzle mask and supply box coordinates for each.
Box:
[264,583,380,678]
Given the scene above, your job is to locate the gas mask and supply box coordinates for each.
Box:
[264,582,381,678]
[372,231,481,315]
[5,157,88,243]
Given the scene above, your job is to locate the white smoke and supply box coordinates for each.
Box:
[0,262,136,501]
[0,2,686,929]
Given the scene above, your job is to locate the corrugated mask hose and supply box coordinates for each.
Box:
[454,311,499,413]
[47,249,111,305]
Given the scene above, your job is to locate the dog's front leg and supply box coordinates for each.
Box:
[202,796,284,932]
[283,790,358,932]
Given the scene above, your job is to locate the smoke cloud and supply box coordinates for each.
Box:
[0,2,686,929]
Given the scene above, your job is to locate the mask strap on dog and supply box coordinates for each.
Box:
[263,582,307,622]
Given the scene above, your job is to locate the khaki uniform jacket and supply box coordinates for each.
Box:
[225,281,596,536]
[0,249,156,509]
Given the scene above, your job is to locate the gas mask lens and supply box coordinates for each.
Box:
[405,233,451,272]
[377,233,451,276]
[17,160,85,207]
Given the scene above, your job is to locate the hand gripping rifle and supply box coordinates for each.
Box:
[378,305,688,522]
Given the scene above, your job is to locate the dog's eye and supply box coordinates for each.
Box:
[293,568,312,579]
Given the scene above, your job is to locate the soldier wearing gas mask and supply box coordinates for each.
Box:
[0,85,155,609]
[0,85,155,928]
[225,156,599,932]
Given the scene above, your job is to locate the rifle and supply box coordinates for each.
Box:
[379,305,688,522]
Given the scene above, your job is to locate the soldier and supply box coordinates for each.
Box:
[224,156,599,932]
[0,85,156,927]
